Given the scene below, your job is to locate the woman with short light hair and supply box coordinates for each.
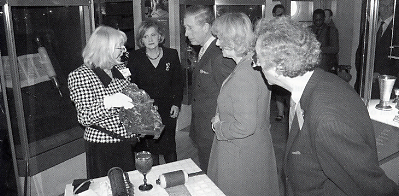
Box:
[69,26,138,178]
[82,26,127,69]
[208,12,280,196]
[211,12,254,57]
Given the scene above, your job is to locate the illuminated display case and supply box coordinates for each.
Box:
[356,0,399,184]
[0,1,93,195]
[357,0,399,103]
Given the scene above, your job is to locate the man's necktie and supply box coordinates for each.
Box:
[377,21,385,39]
[289,98,296,132]
[198,47,205,60]
[289,99,304,132]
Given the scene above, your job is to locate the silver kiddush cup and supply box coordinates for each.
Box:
[376,75,397,110]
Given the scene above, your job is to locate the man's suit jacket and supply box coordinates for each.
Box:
[189,39,236,145]
[284,69,398,195]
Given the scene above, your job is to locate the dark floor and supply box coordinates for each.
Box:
[0,131,18,196]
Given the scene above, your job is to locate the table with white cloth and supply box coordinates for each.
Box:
[64,158,225,196]
[367,99,399,184]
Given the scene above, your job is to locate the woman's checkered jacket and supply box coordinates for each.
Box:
[68,64,136,143]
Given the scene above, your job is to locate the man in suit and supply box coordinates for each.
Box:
[183,5,235,172]
[356,0,399,99]
[255,16,399,195]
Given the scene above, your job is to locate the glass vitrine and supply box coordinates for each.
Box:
[357,0,399,105]
[356,0,399,184]
[0,1,92,195]
[215,4,263,24]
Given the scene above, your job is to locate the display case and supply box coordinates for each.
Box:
[0,1,93,195]
[356,0,399,103]
[357,0,399,184]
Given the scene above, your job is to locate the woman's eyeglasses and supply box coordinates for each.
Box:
[115,46,127,51]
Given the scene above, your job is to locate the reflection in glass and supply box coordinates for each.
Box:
[151,0,169,18]
[94,1,135,50]
[290,1,314,26]
[356,0,399,102]
[216,5,262,24]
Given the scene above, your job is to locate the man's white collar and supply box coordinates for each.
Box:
[201,36,215,52]
[290,71,314,104]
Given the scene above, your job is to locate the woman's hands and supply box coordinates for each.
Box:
[170,105,180,118]
[104,93,134,109]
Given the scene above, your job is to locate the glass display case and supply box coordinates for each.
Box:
[357,0,399,184]
[356,0,399,103]
[0,1,92,195]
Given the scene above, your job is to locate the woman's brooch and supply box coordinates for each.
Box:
[166,63,170,71]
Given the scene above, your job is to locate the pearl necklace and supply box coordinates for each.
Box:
[146,49,161,60]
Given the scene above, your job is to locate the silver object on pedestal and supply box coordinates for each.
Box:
[376,75,396,110]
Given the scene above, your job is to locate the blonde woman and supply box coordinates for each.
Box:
[208,13,280,196]
[68,26,138,178]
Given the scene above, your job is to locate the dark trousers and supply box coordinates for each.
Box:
[85,140,135,179]
[195,138,213,173]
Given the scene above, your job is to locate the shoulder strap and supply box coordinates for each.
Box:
[89,125,137,142]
